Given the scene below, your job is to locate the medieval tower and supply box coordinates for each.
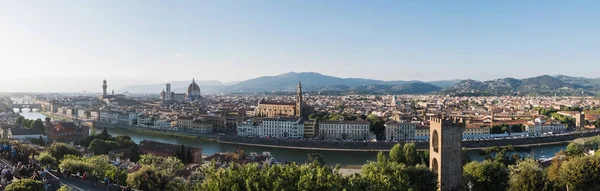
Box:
[430,115,465,191]
[296,81,304,117]
[102,79,107,99]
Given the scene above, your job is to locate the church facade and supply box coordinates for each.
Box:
[254,81,311,119]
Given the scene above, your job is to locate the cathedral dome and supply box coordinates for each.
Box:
[186,79,201,100]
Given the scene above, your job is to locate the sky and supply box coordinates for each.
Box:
[0,0,599,92]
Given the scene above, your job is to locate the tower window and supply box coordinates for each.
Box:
[432,130,439,153]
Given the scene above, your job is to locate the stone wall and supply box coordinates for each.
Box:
[219,131,600,151]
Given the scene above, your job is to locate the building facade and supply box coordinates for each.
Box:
[45,118,89,143]
[319,120,370,140]
[254,81,311,119]
[384,122,416,141]
[303,120,318,138]
[237,118,304,139]
[526,118,566,135]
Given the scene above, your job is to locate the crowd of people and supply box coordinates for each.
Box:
[0,143,55,190]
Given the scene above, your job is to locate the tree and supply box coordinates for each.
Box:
[419,149,430,166]
[367,114,385,139]
[88,139,118,155]
[353,160,437,191]
[84,111,92,119]
[16,116,24,125]
[558,155,600,191]
[106,167,127,186]
[100,127,111,140]
[389,143,406,164]
[377,151,387,164]
[307,153,325,166]
[463,160,509,191]
[46,142,81,161]
[127,166,171,191]
[462,147,472,166]
[403,143,418,166]
[36,152,57,167]
[565,142,584,157]
[4,179,44,191]
[32,118,45,134]
[508,158,551,191]
[129,144,140,162]
[186,147,193,164]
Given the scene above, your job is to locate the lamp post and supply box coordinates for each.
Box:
[468,181,474,191]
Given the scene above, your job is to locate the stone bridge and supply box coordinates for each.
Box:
[10,102,42,112]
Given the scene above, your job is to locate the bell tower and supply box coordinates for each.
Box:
[296,81,303,117]
[430,115,465,191]
[102,79,107,99]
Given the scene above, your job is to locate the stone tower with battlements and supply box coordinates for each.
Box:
[102,79,107,99]
[430,115,465,191]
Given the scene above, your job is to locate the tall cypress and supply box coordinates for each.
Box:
[187,147,193,164]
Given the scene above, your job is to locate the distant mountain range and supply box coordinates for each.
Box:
[118,72,600,96]
[441,75,600,96]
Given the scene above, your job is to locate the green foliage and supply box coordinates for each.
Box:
[389,143,405,164]
[352,161,437,191]
[129,144,140,162]
[36,151,57,167]
[57,185,70,191]
[4,179,44,191]
[84,111,92,119]
[27,136,46,146]
[106,167,127,186]
[46,142,81,161]
[491,124,510,134]
[129,154,186,190]
[478,145,521,166]
[508,158,551,191]
[558,155,600,191]
[88,139,118,155]
[463,160,509,191]
[307,153,325,166]
[367,114,385,139]
[418,150,429,166]
[403,143,418,166]
[565,142,584,157]
[59,157,93,174]
[462,148,472,165]
[510,124,525,133]
[377,151,387,164]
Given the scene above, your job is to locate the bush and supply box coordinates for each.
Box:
[5,179,44,191]
[36,152,57,167]
[46,142,81,161]
[57,185,70,191]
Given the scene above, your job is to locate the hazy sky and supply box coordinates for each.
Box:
[1,1,599,92]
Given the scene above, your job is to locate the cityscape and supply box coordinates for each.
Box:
[1,1,600,191]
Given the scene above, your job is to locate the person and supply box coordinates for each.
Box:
[5,170,13,183]
[43,178,49,191]
[82,172,87,180]
[104,176,110,188]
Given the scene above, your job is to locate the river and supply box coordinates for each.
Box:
[18,111,567,165]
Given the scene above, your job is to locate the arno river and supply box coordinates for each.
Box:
[18,110,566,165]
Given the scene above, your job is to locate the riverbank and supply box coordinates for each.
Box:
[120,128,217,142]
[218,139,571,152]
[217,131,600,152]
[39,111,73,121]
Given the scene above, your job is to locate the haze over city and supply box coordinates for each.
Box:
[1,1,599,92]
